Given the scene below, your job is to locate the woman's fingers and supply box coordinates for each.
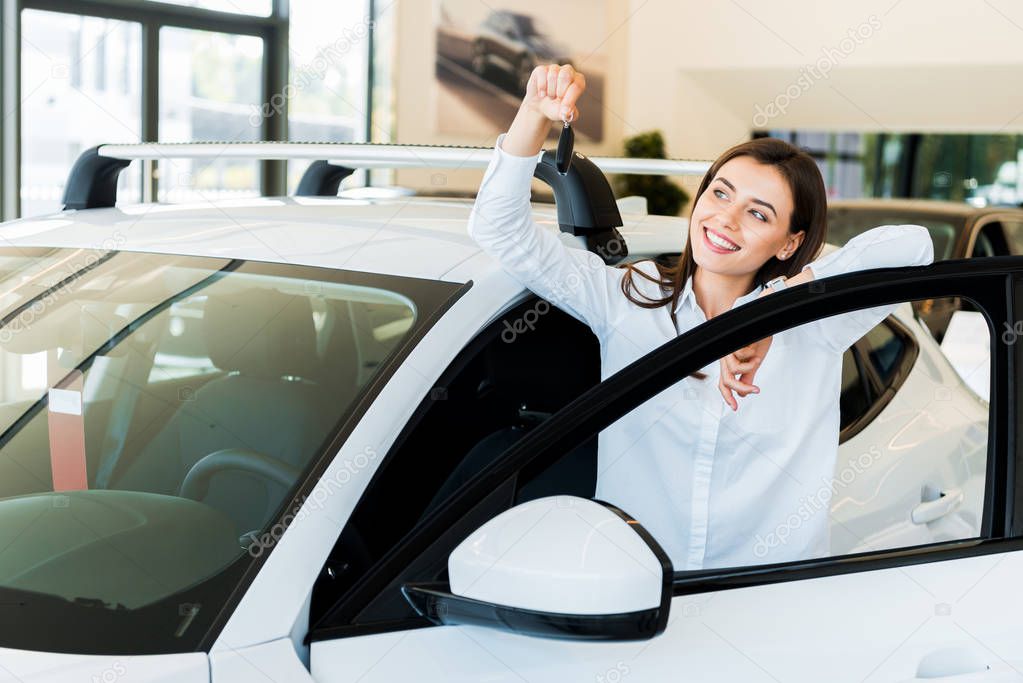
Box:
[546,65,559,99]
[560,76,585,119]
[524,65,584,123]
[731,356,761,375]
[733,345,757,362]
[723,372,759,397]
[719,354,760,411]
[530,65,548,98]
[718,362,738,411]
[556,64,575,99]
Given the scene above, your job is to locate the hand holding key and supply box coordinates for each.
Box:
[523,64,585,125]
[503,64,585,158]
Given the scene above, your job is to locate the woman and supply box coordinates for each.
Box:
[467,63,934,571]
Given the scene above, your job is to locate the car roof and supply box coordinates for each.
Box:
[828,197,1023,219]
[0,196,687,283]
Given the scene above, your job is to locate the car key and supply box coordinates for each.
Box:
[555,116,574,175]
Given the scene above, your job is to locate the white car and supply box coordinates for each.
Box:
[0,142,1013,682]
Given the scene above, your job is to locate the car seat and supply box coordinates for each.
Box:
[114,288,342,534]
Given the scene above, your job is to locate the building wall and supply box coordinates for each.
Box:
[392,0,1023,197]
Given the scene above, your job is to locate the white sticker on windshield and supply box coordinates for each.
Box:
[48,388,83,416]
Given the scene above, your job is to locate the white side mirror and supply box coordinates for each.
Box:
[402,496,672,640]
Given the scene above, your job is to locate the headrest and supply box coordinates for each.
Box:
[202,288,320,381]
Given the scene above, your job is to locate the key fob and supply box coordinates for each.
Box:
[555,119,574,175]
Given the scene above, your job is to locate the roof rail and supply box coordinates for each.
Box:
[62,142,712,265]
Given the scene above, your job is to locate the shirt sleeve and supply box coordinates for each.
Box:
[467,133,622,338]
[799,224,935,353]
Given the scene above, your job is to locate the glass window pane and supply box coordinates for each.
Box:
[158,27,264,202]
[286,0,370,193]
[21,10,142,217]
[148,0,271,16]
[863,323,903,383]
[839,348,871,430]
[826,208,962,261]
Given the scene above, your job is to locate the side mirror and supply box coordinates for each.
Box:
[402,496,673,641]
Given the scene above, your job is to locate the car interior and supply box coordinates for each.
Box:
[0,279,402,543]
[110,288,349,536]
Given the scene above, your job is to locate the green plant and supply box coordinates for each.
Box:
[614,131,689,216]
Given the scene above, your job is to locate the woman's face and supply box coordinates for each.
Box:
[688,155,804,278]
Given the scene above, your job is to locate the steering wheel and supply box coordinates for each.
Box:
[178,448,301,502]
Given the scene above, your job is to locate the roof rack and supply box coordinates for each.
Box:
[61,142,713,265]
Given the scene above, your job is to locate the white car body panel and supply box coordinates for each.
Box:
[209,638,312,683]
[0,649,206,682]
[940,310,993,402]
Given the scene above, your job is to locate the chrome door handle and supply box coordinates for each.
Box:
[911,488,964,524]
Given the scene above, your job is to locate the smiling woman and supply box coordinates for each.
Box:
[467,63,935,571]
[618,137,829,319]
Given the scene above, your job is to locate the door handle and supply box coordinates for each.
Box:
[911,487,964,525]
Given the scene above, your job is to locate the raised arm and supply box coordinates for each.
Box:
[468,64,622,338]
[800,224,935,352]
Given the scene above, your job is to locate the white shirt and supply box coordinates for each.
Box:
[467,134,935,571]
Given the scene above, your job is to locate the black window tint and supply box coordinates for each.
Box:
[863,323,904,384]
[972,222,1011,258]
[839,348,872,431]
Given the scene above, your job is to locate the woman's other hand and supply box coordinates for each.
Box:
[716,268,816,409]
[718,336,772,411]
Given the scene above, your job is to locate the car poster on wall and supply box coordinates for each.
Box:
[434,0,607,143]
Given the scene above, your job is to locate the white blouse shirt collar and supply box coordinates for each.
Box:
[671,274,766,320]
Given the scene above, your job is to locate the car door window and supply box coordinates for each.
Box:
[310,271,1008,642]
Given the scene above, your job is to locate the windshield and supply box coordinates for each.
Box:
[0,247,464,654]
[826,208,963,260]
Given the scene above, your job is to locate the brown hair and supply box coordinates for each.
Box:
[617,137,828,378]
